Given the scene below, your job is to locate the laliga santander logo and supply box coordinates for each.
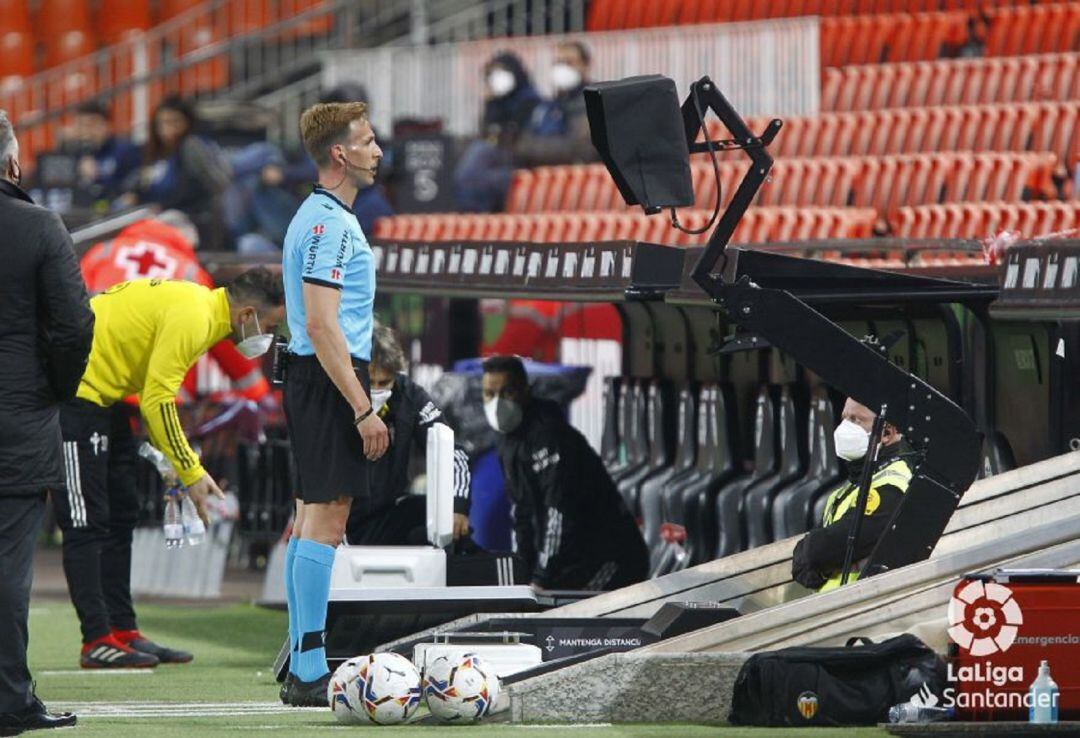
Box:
[947,579,1024,656]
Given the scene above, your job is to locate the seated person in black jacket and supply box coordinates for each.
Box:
[344,326,470,545]
[791,397,918,592]
[483,356,648,591]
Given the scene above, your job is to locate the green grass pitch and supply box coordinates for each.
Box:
[28,600,890,736]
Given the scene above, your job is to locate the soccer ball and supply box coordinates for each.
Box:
[327,657,366,724]
[338,653,422,725]
[422,652,501,723]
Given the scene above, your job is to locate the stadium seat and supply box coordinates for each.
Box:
[820,12,967,67]
[45,29,97,68]
[822,53,1080,112]
[651,385,700,576]
[38,0,92,38]
[97,0,151,43]
[890,202,1080,239]
[771,389,844,540]
[985,3,1080,57]
[714,385,779,557]
[635,382,679,560]
[601,377,622,471]
[279,0,335,39]
[743,384,808,548]
[685,384,742,566]
[0,31,34,84]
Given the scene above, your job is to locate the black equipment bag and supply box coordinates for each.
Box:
[729,634,946,727]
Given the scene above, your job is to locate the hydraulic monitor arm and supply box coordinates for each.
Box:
[684,76,981,578]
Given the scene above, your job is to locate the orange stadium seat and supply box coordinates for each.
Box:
[891,202,1079,239]
[38,0,91,38]
[0,31,34,84]
[822,53,1080,112]
[45,29,97,68]
[374,208,879,247]
[715,102,1080,166]
[821,12,967,67]
[96,0,151,44]
[985,3,1080,57]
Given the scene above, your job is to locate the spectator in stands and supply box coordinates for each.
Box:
[791,398,916,593]
[123,97,231,250]
[454,42,597,212]
[453,51,542,213]
[63,101,141,203]
[482,356,648,591]
[225,142,301,254]
[259,83,394,236]
[345,324,471,545]
[513,40,597,167]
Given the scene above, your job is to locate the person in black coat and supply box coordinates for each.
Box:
[483,356,647,591]
[345,325,471,545]
[0,110,93,734]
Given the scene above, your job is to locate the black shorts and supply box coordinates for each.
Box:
[283,355,371,504]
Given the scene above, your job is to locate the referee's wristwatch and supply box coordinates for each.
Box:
[353,406,374,426]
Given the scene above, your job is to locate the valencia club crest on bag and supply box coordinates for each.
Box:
[797,691,819,720]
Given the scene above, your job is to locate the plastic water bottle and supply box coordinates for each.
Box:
[887,703,953,724]
[138,442,175,477]
[164,491,184,549]
[180,495,206,546]
[1029,660,1059,724]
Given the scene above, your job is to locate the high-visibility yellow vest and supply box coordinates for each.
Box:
[818,458,912,592]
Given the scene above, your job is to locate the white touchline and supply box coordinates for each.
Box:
[39,670,156,676]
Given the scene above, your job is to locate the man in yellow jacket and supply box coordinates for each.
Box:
[791,397,915,593]
[53,269,284,668]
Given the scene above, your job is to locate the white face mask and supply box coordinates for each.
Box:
[235,313,273,359]
[487,68,516,97]
[551,63,581,92]
[485,396,523,434]
[371,388,392,413]
[833,419,871,462]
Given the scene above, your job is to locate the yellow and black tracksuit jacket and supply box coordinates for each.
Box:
[791,441,914,592]
[76,279,232,486]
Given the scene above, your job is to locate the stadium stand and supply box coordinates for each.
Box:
[821,52,1080,111]
[705,102,1080,171]
[503,153,1059,214]
[373,208,880,246]
[984,2,1080,56]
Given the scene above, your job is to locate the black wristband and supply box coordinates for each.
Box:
[353,407,374,426]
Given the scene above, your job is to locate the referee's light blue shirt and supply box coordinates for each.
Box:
[282,186,376,359]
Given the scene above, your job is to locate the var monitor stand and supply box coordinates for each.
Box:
[274,423,537,680]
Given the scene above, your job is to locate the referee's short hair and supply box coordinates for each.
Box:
[371,324,407,374]
[226,267,285,310]
[482,355,528,393]
[300,102,368,167]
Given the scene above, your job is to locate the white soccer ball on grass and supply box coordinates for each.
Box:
[330,652,422,725]
[422,652,501,723]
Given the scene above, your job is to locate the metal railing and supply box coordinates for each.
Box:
[398,0,587,45]
[3,0,377,165]
[323,17,820,140]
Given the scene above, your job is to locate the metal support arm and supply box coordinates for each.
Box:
[681,75,981,578]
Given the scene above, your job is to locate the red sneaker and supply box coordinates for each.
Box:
[80,633,159,669]
[112,629,193,664]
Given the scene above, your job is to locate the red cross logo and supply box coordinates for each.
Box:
[116,242,177,281]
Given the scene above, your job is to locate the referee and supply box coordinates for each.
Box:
[279,102,388,707]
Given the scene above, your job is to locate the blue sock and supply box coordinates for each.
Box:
[292,539,336,682]
[284,537,299,676]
